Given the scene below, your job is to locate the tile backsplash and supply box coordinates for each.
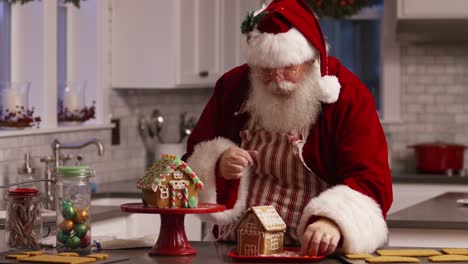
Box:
[0,88,213,208]
[385,43,468,172]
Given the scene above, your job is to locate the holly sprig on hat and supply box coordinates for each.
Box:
[304,0,373,19]
[241,11,270,34]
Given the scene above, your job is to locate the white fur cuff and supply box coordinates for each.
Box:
[186,137,252,227]
[243,28,317,68]
[297,185,388,253]
[186,137,237,204]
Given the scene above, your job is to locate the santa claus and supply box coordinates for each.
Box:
[183,0,392,256]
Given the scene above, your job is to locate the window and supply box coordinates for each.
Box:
[320,0,383,111]
[0,1,110,135]
[159,186,169,199]
[269,234,279,250]
[0,2,10,81]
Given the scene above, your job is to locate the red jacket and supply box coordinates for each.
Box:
[184,57,392,253]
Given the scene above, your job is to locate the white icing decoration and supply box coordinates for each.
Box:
[169,180,189,190]
[151,183,159,192]
[159,185,169,199]
[241,222,260,235]
[256,210,284,227]
[173,170,183,179]
[269,234,280,250]
[244,245,257,256]
[177,192,183,199]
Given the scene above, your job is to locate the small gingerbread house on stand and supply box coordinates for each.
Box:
[235,205,286,256]
[137,154,204,208]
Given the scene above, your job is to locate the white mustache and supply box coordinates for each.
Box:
[267,80,297,95]
[246,68,322,134]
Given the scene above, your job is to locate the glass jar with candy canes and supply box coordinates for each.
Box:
[55,166,94,255]
[5,188,43,249]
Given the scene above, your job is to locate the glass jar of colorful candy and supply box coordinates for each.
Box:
[55,166,94,255]
[5,188,43,249]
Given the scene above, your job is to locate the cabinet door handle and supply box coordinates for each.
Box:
[199,71,209,78]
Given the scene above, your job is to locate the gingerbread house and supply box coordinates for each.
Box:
[235,205,286,256]
[136,154,204,208]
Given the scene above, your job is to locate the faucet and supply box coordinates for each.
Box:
[51,138,104,168]
[41,138,104,209]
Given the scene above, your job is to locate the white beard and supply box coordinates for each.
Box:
[245,65,322,134]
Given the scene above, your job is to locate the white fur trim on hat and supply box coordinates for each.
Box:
[318,75,341,103]
[297,185,388,253]
[186,137,250,226]
[243,27,317,68]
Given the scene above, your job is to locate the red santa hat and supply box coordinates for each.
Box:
[242,0,340,103]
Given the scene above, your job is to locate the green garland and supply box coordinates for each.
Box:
[241,11,270,34]
[2,0,82,8]
[304,0,374,19]
[241,0,375,34]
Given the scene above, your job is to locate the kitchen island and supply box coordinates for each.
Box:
[387,192,468,248]
[0,242,341,264]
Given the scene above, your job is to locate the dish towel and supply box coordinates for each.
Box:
[93,235,156,250]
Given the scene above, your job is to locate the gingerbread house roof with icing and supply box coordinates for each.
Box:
[137,154,204,208]
[236,205,287,232]
[235,205,287,256]
[136,154,204,193]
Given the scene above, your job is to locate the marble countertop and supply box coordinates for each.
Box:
[0,242,343,264]
[0,179,141,230]
[5,178,466,230]
[392,172,468,184]
[387,192,468,229]
[55,179,468,230]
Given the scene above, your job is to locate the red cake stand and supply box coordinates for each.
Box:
[120,203,225,256]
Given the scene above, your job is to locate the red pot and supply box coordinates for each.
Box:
[408,143,467,173]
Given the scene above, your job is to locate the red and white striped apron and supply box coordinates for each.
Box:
[218,117,330,244]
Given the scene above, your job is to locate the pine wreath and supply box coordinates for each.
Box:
[2,0,83,8]
[304,0,374,19]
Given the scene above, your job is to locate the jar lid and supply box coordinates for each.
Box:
[57,166,92,177]
[8,188,39,197]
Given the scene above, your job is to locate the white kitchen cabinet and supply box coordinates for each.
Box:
[224,0,263,71]
[397,0,468,19]
[111,0,225,89]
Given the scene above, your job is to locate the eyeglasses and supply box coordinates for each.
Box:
[252,64,303,82]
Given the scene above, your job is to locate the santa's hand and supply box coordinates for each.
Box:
[217,147,257,180]
[300,217,341,256]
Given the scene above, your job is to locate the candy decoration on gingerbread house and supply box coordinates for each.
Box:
[137,154,204,208]
[235,205,286,256]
